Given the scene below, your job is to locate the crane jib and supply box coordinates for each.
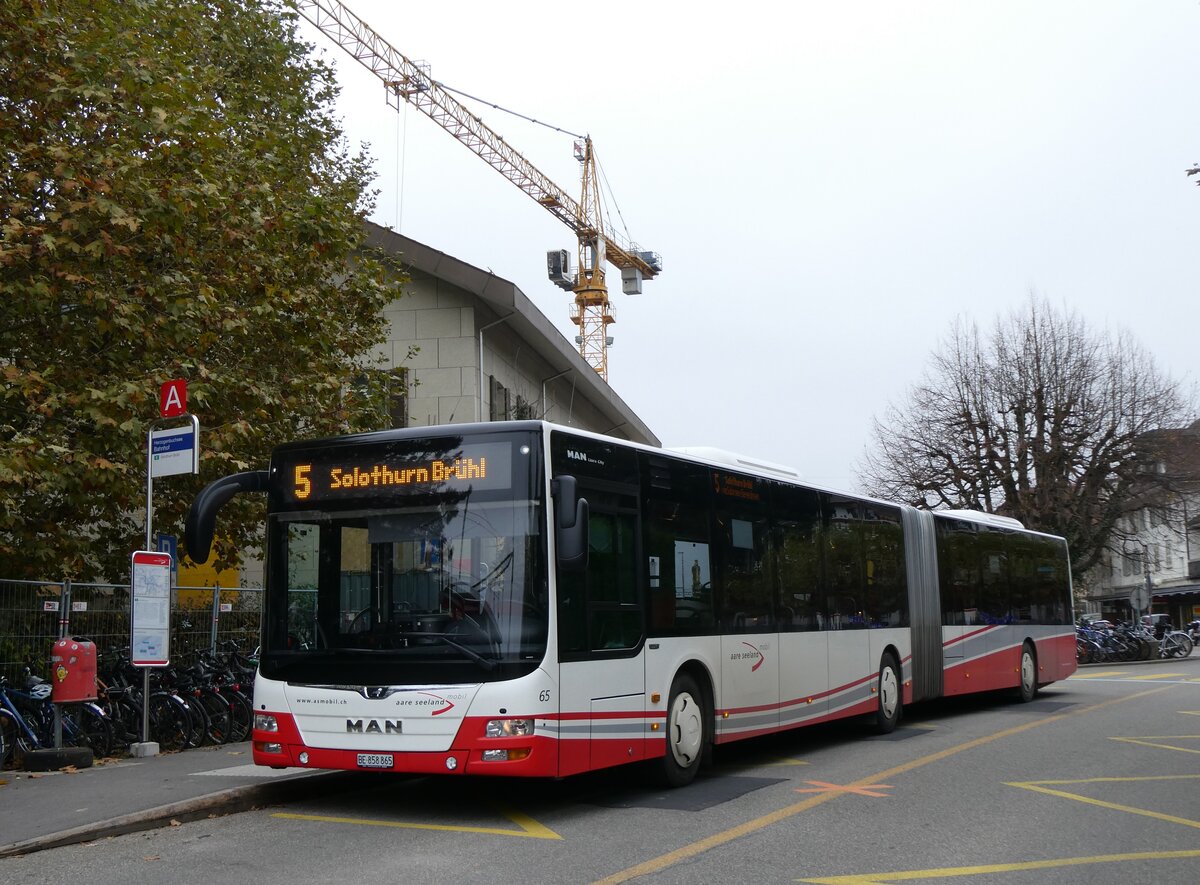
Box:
[295,0,661,380]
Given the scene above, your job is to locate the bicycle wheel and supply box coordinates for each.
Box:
[62,703,115,759]
[195,689,232,745]
[108,694,142,745]
[1,709,38,769]
[224,688,253,743]
[1,710,15,768]
[1076,639,1092,665]
[181,694,209,748]
[148,693,190,752]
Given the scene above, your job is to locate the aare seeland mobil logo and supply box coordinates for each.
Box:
[730,641,766,672]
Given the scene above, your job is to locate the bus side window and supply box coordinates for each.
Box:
[714,470,772,632]
[642,455,714,635]
[936,518,980,626]
[861,504,908,628]
[771,484,823,632]
[823,495,864,629]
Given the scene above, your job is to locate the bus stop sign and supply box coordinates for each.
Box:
[160,379,187,418]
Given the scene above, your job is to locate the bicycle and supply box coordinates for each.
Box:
[0,671,114,768]
[1157,624,1194,659]
[95,647,196,753]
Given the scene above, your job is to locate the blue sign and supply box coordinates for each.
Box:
[150,423,199,477]
[155,534,179,581]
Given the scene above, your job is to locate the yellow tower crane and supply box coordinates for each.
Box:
[293,0,661,381]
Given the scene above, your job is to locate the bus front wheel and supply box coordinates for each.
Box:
[660,673,707,787]
[873,654,902,734]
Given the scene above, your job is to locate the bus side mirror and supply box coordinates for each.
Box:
[184,470,269,564]
[552,475,589,572]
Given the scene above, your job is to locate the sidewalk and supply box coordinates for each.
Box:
[0,743,349,858]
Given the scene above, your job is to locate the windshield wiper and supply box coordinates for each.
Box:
[430,634,496,670]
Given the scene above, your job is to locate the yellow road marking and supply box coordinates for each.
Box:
[794,849,1200,884]
[272,802,561,840]
[1110,735,1200,755]
[1125,673,1186,680]
[1012,773,1200,785]
[768,757,812,767]
[1069,670,1123,678]
[591,688,1168,884]
[1007,775,1200,830]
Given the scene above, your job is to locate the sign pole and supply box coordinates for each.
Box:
[145,426,155,551]
[132,380,198,757]
[142,428,154,752]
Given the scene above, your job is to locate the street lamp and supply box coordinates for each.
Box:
[1129,542,1153,623]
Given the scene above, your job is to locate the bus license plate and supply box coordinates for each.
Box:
[356,753,393,769]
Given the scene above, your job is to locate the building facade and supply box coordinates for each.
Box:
[363,223,657,445]
[1081,420,1200,627]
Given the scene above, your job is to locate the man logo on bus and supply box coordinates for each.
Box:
[346,719,402,735]
[567,449,605,466]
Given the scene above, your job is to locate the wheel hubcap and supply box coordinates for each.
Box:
[1022,651,1035,691]
[879,667,898,719]
[668,691,703,766]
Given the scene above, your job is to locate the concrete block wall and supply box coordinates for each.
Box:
[377,266,611,431]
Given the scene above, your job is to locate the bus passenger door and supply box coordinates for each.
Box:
[556,491,645,775]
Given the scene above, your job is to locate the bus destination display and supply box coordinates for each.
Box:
[283,442,512,503]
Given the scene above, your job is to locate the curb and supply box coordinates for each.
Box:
[0,769,357,859]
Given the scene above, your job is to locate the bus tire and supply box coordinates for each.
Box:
[660,672,707,788]
[873,653,902,734]
[1016,642,1038,703]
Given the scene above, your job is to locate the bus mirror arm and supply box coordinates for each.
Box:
[552,475,589,571]
[184,470,269,564]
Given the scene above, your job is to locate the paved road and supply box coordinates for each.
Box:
[3,656,1199,884]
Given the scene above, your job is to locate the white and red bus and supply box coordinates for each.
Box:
[185,421,1076,786]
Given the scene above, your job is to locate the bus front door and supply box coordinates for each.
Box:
[556,495,646,775]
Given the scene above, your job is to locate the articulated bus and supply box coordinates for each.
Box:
[185,421,1076,786]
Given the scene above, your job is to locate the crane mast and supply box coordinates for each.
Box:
[293,0,661,380]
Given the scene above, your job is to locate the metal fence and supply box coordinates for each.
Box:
[0,578,261,683]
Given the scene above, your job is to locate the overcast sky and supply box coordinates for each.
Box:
[297,0,1199,492]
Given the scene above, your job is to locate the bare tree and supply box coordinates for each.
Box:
[858,296,1193,578]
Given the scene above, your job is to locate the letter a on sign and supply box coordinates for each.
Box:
[160,379,187,418]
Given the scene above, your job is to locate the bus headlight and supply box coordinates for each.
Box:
[254,713,278,732]
[485,718,534,738]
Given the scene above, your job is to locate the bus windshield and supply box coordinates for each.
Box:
[260,432,546,685]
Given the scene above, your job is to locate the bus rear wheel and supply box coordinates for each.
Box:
[660,673,707,788]
[873,654,902,734]
[1016,642,1038,703]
